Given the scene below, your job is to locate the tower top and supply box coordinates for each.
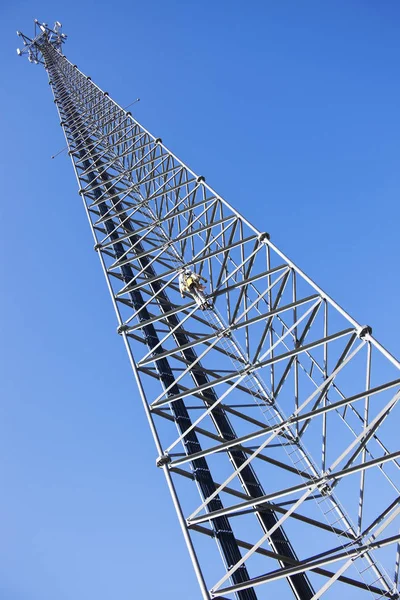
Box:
[16,20,66,64]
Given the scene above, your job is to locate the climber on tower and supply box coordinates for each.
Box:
[179,268,213,310]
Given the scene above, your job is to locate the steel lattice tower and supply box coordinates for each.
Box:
[17,21,400,600]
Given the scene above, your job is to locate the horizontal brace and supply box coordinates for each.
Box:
[230,292,319,332]
[114,213,236,268]
[175,467,354,540]
[126,148,173,172]
[152,327,354,408]
[100,217,159,249]
[124,265,289,333]
[189,450,400,526]
[115,233,258,296]
[213,264,288,298]
[78,123,137,171]
[188,523,383,595]
[256,327,354,371]
[170,377,400,468]
[126,147,169,176]
[143,173,193,202]
[157,195,219,224]
[81,165,133,194]
[126,301,195,331]
[140,293,319,367]
[139,331,217,367]
[215,533,400,597]
[134,162,183,189]
[86,182,137,207]
[93,204,140,225]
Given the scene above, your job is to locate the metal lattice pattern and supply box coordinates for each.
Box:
[19,22,400,600]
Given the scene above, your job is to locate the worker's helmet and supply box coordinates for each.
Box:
[185,268,192,275]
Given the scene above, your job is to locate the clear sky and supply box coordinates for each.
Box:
[1,1,400,599]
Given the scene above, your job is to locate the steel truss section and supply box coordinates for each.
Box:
[19,21,400,600]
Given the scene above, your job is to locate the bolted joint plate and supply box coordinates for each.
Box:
[117,324,129,335]
[258,231,270,243]
[357,325,372,339]
[156,454,171,468]
[319,482,332,497]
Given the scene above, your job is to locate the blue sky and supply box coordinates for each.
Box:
[1,1,400,599]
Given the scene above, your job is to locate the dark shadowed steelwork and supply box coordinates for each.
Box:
[18,20,400,600]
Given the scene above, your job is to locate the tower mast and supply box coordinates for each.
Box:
[18,21,400,600]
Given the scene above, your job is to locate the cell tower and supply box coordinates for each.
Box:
[18,21,400,600]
